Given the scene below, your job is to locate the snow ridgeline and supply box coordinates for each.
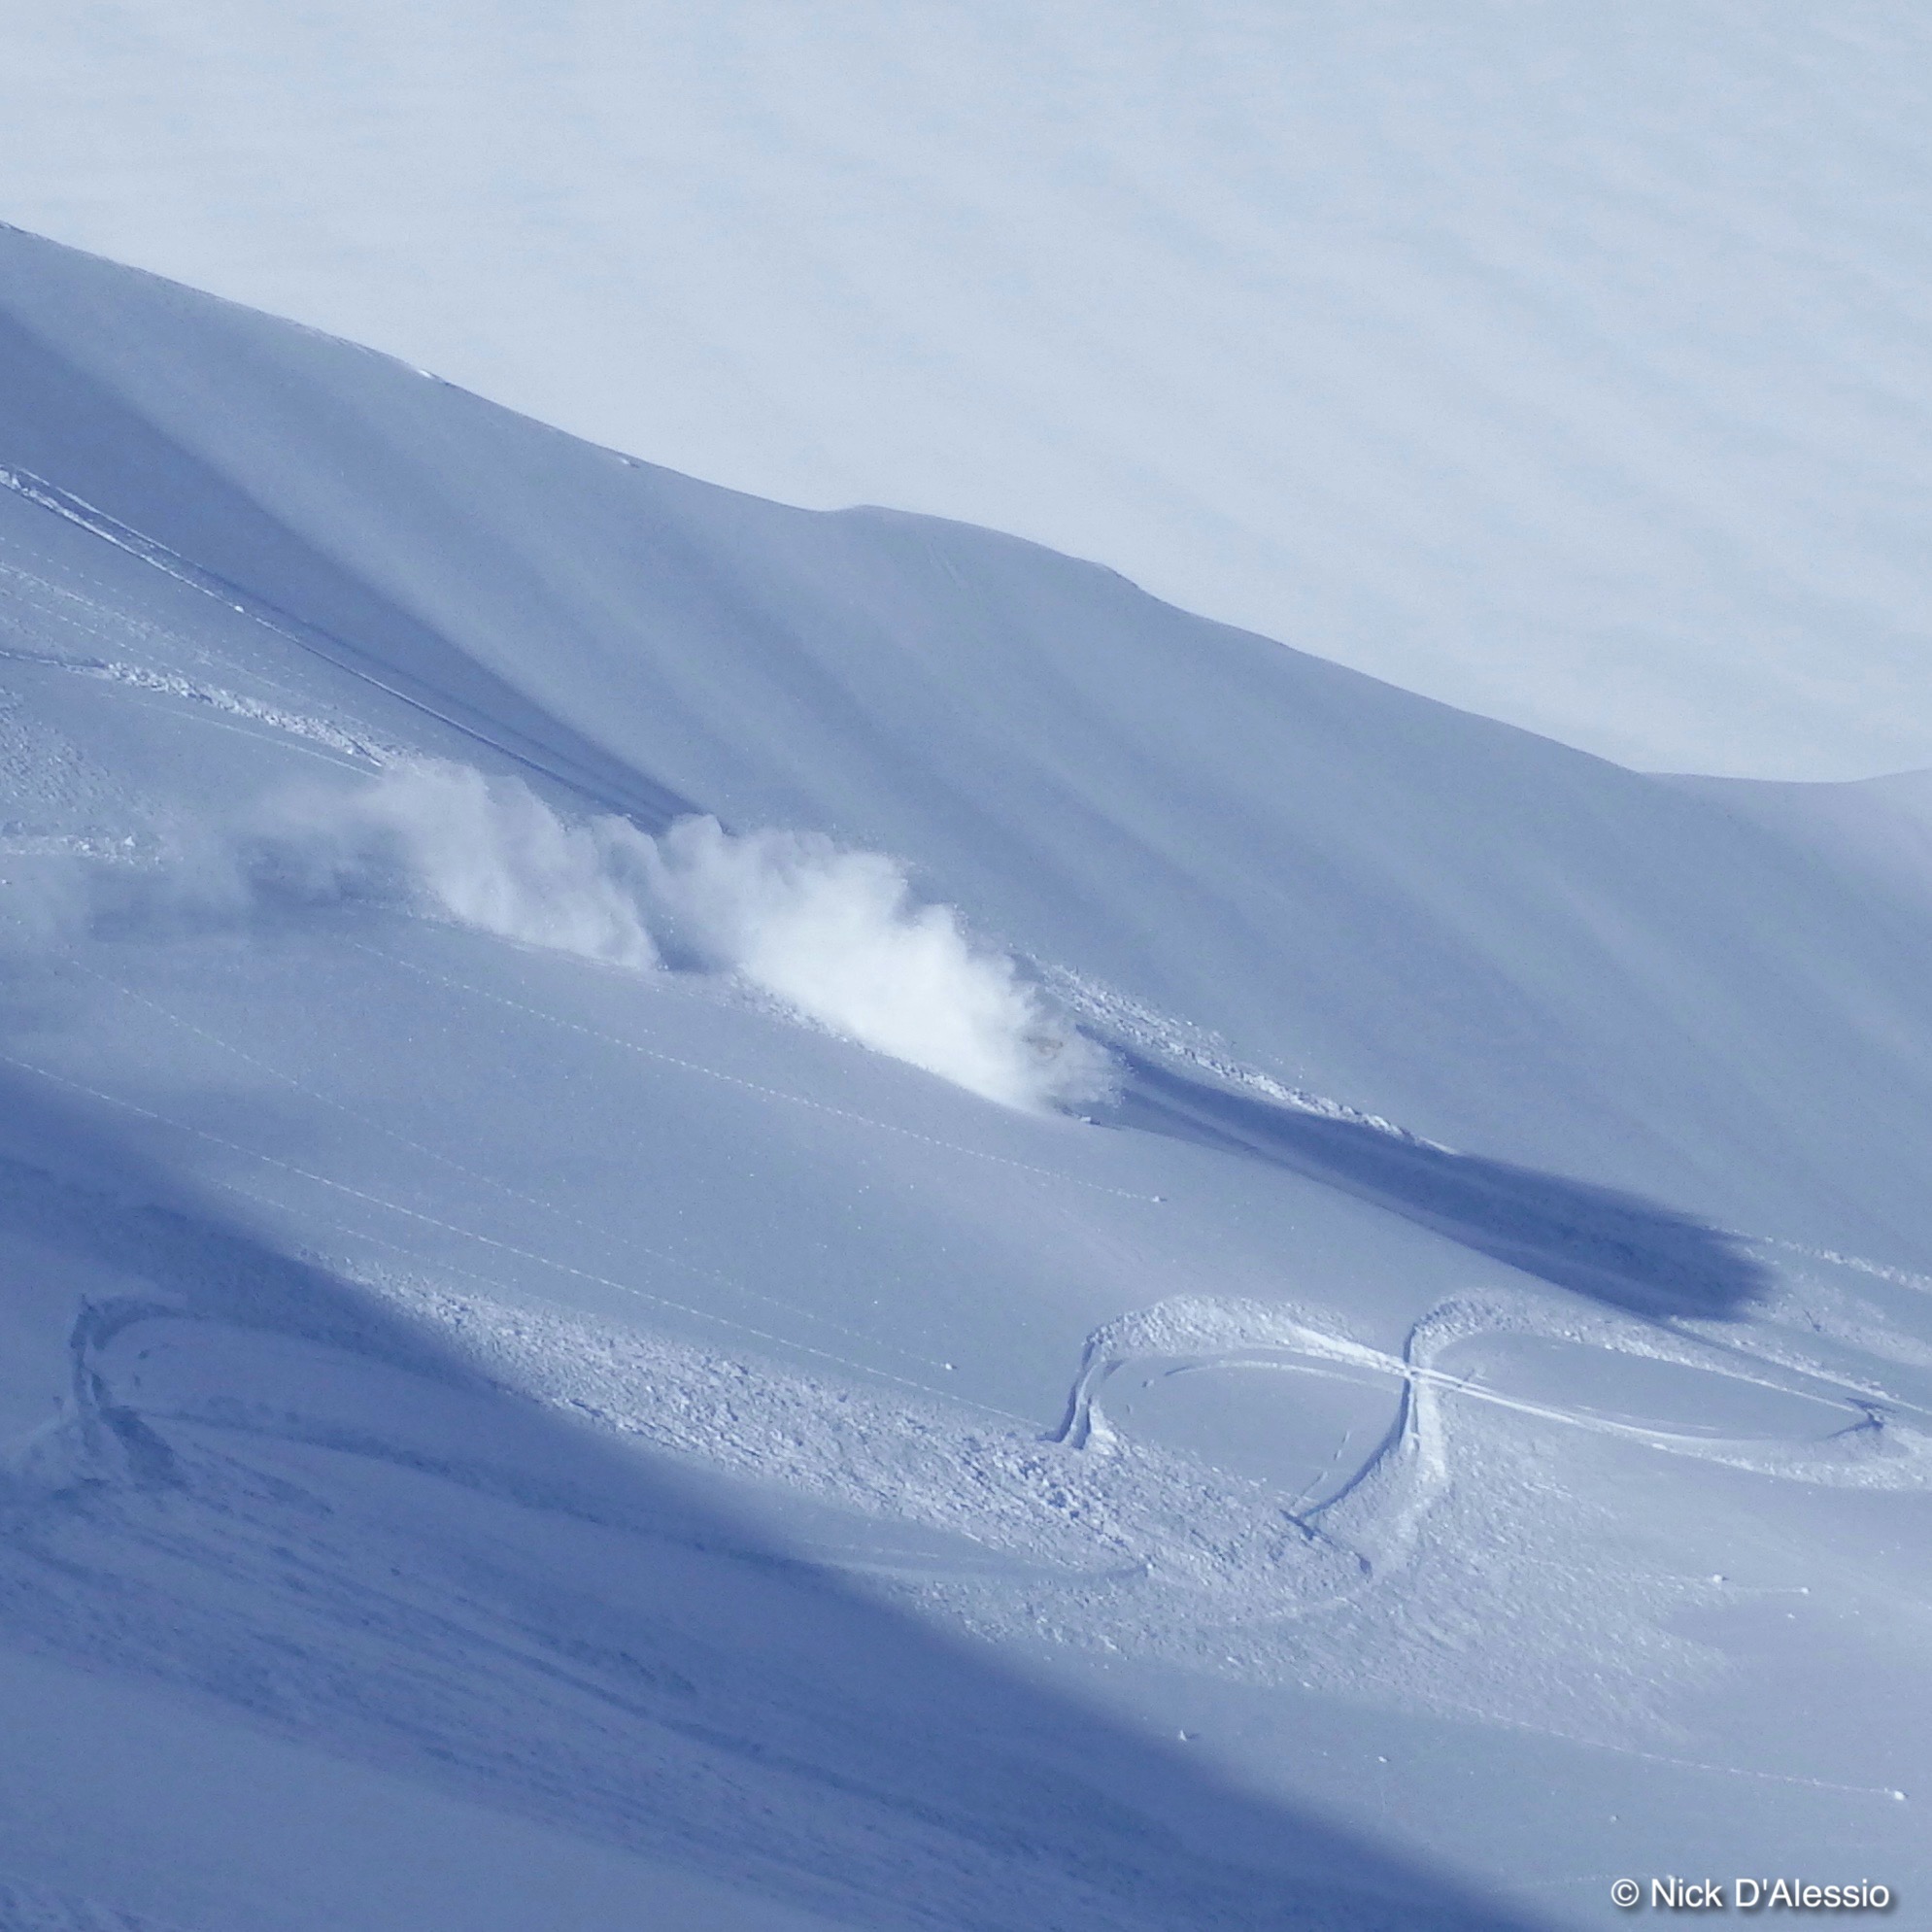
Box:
[243,759,1114,1113]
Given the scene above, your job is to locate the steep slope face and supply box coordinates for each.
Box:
[2,230,1930,1928]
[6,221,1932,1265]
[5,5,1931,777]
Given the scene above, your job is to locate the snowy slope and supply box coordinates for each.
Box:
[3,227,1930,1928]
[4,4,1932,778]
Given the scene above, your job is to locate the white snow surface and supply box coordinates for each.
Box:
[2,226,1931,1928]
[3,4,1932,777]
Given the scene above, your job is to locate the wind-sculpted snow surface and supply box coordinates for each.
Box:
[243,759,1112,1111]
[4,225,1932,1926]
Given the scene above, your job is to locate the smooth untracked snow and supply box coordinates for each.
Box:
[3,225,1930,1929]
[4,6,1932,776]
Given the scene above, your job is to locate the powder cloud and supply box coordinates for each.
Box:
[251,760,1112,1112]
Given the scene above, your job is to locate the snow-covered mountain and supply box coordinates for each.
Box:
[4,5,1931,778]
[2,224,1928,1930]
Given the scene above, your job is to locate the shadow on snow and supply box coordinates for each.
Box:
[0,1065,1541,1932]
[1113,1053,1769,1321]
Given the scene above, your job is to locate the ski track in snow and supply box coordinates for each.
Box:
[10,1078,1925,1764]
[0,1047,1022,1428]
[56,896,1932,1525]
[68,963,975,1381]
[9,618,1932,1757]
[9,629,1932,1757]
[0,464,625,810]
[0,642,392,770]
[4,488,1164,1189]
[6,254,1932,1918]
[0,1287,1490,1932]
[0,548,410,759]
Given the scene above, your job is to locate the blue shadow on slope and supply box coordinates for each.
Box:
[1113,1054,1769,1320]
[0,1065,1542,1932]
[0,310,698,834]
